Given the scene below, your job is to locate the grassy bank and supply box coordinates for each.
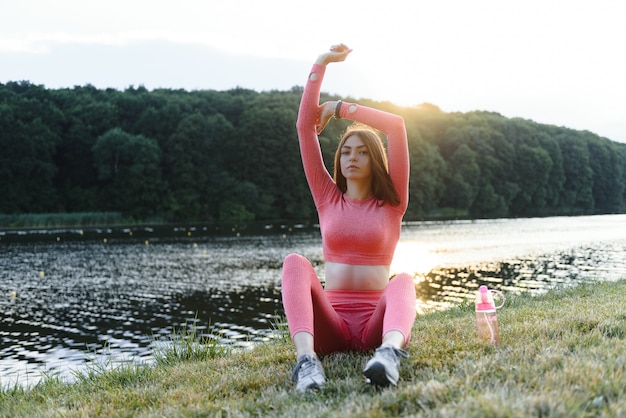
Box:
[2,280,625,417]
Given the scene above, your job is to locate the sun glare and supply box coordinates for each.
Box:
[391,241,459,315]
[391,241,441,277]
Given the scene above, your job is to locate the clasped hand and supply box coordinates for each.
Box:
[316,101,338,135]
[315,43,352,66]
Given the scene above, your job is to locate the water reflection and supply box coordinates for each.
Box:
[410,241,626,313]
[1,215,625,387]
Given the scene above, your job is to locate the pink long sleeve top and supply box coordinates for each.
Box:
[296,64,409,266]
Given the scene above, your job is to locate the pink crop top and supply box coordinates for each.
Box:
[296,64,410,265]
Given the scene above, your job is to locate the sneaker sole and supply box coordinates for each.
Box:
[363,361,396,386]
[296,381,324,393]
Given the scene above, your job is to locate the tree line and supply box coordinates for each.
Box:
[1,81,624,224]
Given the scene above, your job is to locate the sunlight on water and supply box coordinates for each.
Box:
[391,241,442,276]
[391,242,443,315]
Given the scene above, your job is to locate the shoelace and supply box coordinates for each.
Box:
[377,345,409,364]
[291,355,323,382]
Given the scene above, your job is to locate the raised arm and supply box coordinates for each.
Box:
[295,45,352,207]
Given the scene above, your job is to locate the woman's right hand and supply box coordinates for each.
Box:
[315,44,352,66]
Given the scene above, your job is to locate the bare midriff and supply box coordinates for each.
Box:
[324,261,391,291]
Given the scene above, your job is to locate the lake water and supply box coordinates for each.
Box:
[1,214,626,388]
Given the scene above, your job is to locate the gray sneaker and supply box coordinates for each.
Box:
[291,354,326,392]
[363,344,409,386]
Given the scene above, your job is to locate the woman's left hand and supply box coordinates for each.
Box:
[316,101,337,135]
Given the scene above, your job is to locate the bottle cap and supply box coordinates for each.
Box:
[475,285,496,312]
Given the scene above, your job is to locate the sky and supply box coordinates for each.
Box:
[1,0,625,142]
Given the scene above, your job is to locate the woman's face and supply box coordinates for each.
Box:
[340,134,372,182]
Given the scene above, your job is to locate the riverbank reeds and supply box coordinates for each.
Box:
[0,212,134,229]
[1,279,625,417]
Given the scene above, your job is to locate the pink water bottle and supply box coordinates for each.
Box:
[475,285,505,345]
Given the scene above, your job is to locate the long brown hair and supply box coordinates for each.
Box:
[333,124,400,206]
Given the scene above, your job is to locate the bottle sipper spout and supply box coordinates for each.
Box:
[475,285,496,312]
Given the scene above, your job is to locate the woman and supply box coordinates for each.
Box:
[282,44,417,392]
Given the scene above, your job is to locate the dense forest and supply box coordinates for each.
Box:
[1,81,625,224]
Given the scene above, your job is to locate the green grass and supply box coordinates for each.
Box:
[152,319,230,367]
[1,279,625,417]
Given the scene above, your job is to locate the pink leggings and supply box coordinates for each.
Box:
[281,253,417,354]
